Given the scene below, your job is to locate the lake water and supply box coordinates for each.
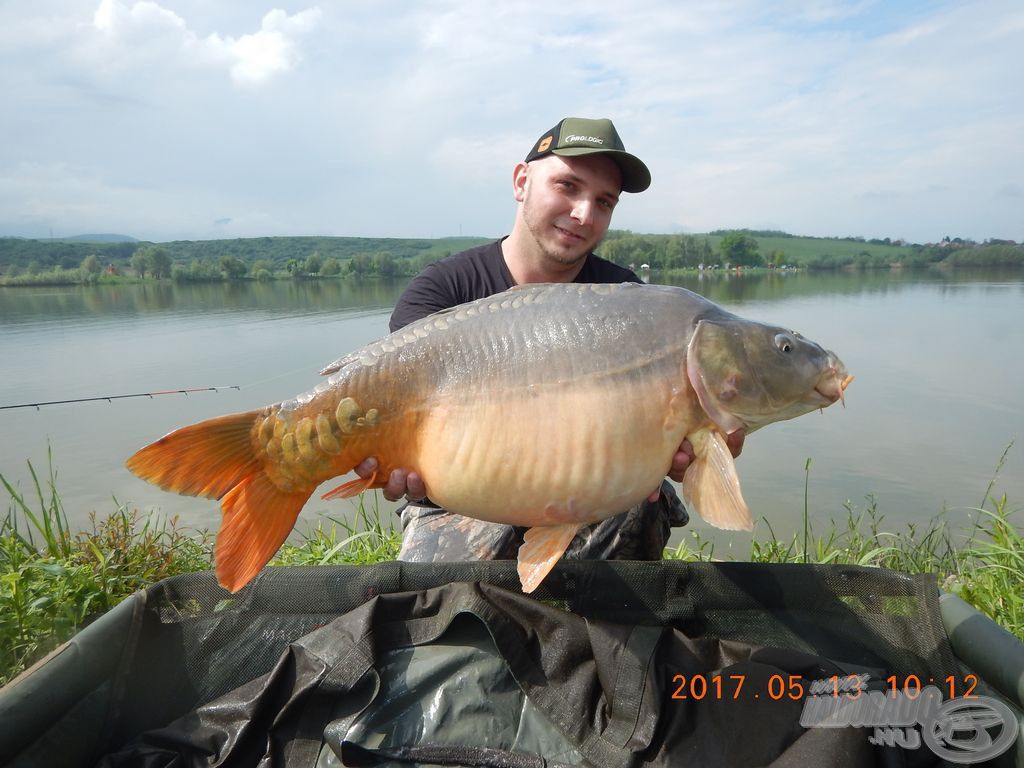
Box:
[1,268,1022,550]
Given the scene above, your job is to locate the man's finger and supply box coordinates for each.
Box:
[382,468,408,502]
[354,456,378,479]
[405,471,427,501]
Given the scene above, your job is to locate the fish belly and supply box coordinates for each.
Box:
[416,375,689,527]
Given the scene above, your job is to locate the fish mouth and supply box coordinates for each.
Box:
[814,365,854,406]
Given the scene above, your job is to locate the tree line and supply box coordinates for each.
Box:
[2,231,1021,287]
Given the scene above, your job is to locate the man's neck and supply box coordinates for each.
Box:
[500,232,587,285]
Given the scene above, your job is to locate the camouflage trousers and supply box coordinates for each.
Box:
[396,481,689,563]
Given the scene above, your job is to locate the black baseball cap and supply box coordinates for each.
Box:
[524,117,651,193]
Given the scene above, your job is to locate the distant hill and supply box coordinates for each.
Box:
[65,234,139,243]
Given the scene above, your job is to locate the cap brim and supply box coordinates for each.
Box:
[553,147,651,193]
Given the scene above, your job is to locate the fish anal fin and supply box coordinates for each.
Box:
[216,473,310,592]
[517,523,581,593]
[681,430,753,531]
[321,471,381,500]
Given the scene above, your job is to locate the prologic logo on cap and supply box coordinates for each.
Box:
[564,135,605,146]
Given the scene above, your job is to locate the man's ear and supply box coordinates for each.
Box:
[512,161,529,202]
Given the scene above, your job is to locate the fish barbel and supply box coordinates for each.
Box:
[126,282,852,593]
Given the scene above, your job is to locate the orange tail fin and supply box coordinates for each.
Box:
[126,410,264,499]
[216,471,309,592]
[126,410,311,593]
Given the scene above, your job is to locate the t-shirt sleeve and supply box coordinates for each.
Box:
[389,264,458,332]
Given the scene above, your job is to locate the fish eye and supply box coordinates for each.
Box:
[775,333,795,354]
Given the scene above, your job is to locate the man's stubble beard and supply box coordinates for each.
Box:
[521,198,604,269]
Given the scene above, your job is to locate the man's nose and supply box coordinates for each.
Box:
[570,198,593,225]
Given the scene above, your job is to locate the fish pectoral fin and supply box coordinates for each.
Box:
[681,431,753,531]
[322,471,380,500]
[517,523,581,594]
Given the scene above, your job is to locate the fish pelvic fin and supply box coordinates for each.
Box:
[126,409,310,593]
[322,471,382,500]
[681,430,754,531]
[517,523,581,593]
[217,472,308,592]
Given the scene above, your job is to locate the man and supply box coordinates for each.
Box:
[356,117,743,563]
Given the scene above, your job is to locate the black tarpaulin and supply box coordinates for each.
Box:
[3,560,1016,767]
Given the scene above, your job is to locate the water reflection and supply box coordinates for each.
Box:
[3,268,1021,326]
[0,277,411,326]
[664,265,1024,306]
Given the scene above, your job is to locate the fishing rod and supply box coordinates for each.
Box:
[0,386,241,411]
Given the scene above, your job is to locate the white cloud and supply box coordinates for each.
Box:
[92,0,185,33]
[206,7,323,86]
[87,1,321,86]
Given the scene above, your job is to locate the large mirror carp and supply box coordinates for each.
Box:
[127,282,852,593]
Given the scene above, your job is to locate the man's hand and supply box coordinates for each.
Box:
[354,457,427,503]
[647,430,745,502]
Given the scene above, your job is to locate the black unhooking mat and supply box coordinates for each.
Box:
[2,561,1013,767]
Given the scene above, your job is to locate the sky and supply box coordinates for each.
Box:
[1,0,1021,245]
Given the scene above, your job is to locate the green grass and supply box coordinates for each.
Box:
[667,491,1020,630]
[0,456,212,684]
[0,456,399,685]
[666,449,1023,639]
[1,453,1021,685]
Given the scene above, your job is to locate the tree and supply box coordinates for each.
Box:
[81,254,102,275]
[220,255,248,280]
[149,247,173,279]
[252,259,274,277]
[321,257,341,276]
[374,252,398,277]
[718,232,763,267]
[130,248,152,278]
[129,246,173,279]
[597,237,633,268]
[348,254,372,276]
[305,251,323,276]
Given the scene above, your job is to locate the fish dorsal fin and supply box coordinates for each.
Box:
[681,430,753,531]
[517,523,581,593]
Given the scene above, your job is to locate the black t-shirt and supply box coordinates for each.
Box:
[389,239,642,332]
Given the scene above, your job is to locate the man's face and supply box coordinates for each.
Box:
[514,153,622,268]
